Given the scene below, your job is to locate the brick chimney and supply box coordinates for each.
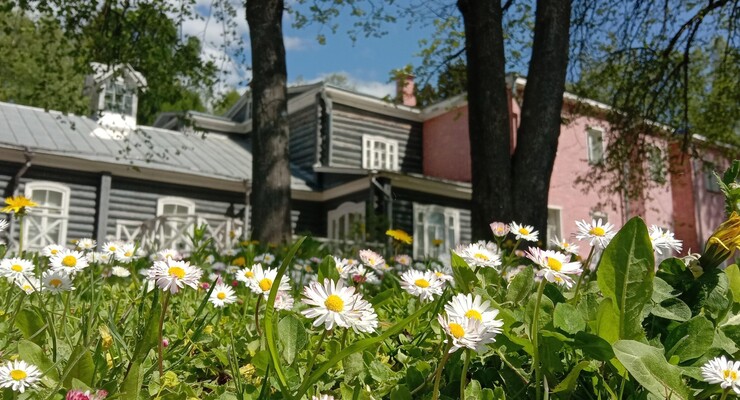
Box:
[396,74,417,107]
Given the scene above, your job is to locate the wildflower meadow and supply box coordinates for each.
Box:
[0,162,739,399]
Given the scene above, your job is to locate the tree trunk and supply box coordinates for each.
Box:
[246,0,292,244]
[511,0,572,245]
[458,0,513,240]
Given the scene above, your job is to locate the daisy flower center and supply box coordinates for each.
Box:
[124,251,133,257]
[168,266,186,279]
[435,272,444,277]
[723,369,738,380]
[109,247,117,252]
[474,253,489,261]
[519,228,530,235]
[217,292,226,300]
[11,264,23,272]
[259,278,273,292]
[414,279,430,288]
[244,271,254,278]
[324,294,345,312]
[62,255,77,267]
[50,279,62,287]
[51,249,59,254]
[22,284,32,291]
[589,227,605,236]
[465,309,482,320]
[448,323,465,339]
[547,257,563,271]
[10,369,27,381]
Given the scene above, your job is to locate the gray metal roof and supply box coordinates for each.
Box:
[0,101,314,190]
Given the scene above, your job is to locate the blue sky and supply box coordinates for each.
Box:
[183,1,438,98]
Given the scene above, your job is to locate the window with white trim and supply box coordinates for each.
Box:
[23,182,70,249]
[587,127,604,165]
[704,165,721,193]
[362,135,399,171]
[413,204,460,259]
[547,207,563,241]
[156,197,196,250]
[103,81,134,116]
[327,201,365,241]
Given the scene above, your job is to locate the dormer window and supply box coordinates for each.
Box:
[104,81,134,116]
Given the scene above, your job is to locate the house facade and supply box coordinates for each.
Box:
[0,67,727,258]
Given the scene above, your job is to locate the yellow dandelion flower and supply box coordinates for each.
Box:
[386,229,413,245]
[702,212,740,269]
[2,196,37,215]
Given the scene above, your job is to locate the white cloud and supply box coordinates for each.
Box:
[293,71,396,99]
[284,36,309,51]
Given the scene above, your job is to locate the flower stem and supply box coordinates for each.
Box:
[571,246,596,305]
[18,216,24,257]
[720,388,730,400]
[303,329,329,380]
[158,291,172,376]
[432,342,454,400]
[460,349,472,400]
[254,295,262,336]
[531,279,546,400]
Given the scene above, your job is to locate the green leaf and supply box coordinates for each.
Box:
[597,217,654,340]
[553,303,585,334]
[451,251,478,293]
[552,361,590,393]
[464,379,482,400]
[17,339,58,384]
[277,315,307,365]
[725,264,740,303]
[317,255,339,283]
[572,332,615,361]
[390,385,412,400]
[15,308,47,346]
[719,313,740,345]
[651,298,691,321]
[64,346,94,387]
[612,340,692,400]
[664,316,714,362]
[595,299,619,344]
[686,268,732,319]
[652,276,678,303]
[343,351,366,383]
[132,290,161,363]
[369,290,395,307]
[505,266,534,305]
[121,360,143,399]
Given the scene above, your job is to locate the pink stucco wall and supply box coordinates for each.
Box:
[422,106,471,181]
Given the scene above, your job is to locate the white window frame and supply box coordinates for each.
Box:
[327,201,365,241]
[547,206,563,242]
[23,181,70,249]
[704,168,721,193]
[586,127,605,165]
[590,210,608,223]
[413,203,460,259]
[362,135,399,171]
[102,80,135,116]
[156,197,196,250]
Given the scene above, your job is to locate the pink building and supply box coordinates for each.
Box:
[420,77,728,256]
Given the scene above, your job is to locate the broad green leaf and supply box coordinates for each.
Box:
[595,299,619,344]
[687,268,732,320]
[390,385,412,400]
[277,314,307,365]
[725,264,740,303]
[121,360,143,399]
[17,339,58,384]
[343,351,365,383]
[552,361,590,393]
[451,251,478,293]
[652,276,678,303]
[553,303,585,334]
[720,313,740,344]
[572,332,615,361]
[369,290,395,306]
[664,316,714,362]
[317,255,339,283]
[712,329,739,356]
[651,298,691,321]
[464,379,482,400]
[505,266,534,306]
[613,340,692,400]
[597,217,654,340]
[131,290,161,363]
[15,308,46,346]
[64,346,94,387]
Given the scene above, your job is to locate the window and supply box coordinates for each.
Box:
[413,204,460,259]
[327,202,365,241]
[362,135,399,171]
[704,166,721,193]
[104,81,134,116]
[547,207,563,241]
[648,146,666,183]
[156,197,196,250]
[590,210,608,223]
[23,182,70,249]
[587,127,604,165]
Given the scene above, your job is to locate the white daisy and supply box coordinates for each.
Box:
[75,238,96,251]
[157,248,182,261]
[394,254,412,267]
[0,258,35,281]
[432,267,454,283]
[550,236,580,255]
[701,355,740,394]
[489,222,510,237]
[649,226,683,255]
[111,266,131,278]
[148,259,203,294]
[525,247,582,288]
[261,253,275,265]
[359,249,385,270]
[235,266,256,286]
[114,243,137,262]
[209,282,237,307]
[0,218,7,232]
[312,395,335,400]
[437,314,497,354]
[102,241,122,255]
[42,270,75,293]
[301,279,378,333]
[249,264,290,298]
[345,264,380,285]
[400,270,444,302]
[0,360,41,393]
[50,249,89,274]
[333,257,355,279]
[445,293,504,334]
[575,219,616,249]
[41,244,64,257]
[15,276,40,294]
[274,290,295,311]
[454,242,502,269]
[86,251,111,264]
[510,222,539,242]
